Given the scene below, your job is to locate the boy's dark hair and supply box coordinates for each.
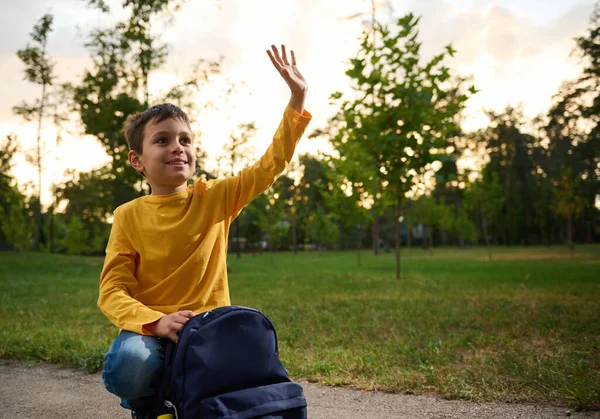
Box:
[124,103,191,154]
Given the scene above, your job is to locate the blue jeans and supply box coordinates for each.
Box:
[102,331,168,413]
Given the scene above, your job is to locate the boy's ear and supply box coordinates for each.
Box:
[128,150,145,174]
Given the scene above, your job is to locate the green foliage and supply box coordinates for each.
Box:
[0,134,19,175]
[247,186,287,252]
[14,14,54,87]
[554,168,585,219]
[13,13,58,124]
[13,14,58,250]
[0,187,34,251]
[326,169,370,231]
[0,135,20,238]
[40,211,109,255]
[223,121,257,176]
[539,4,600,245]
[463,174,504,224]
[58,166,131,226]
[60,216,90,255]
[66,0,221,223]
[304,205,340,249]
[295,154,336,246]
[451,208,478,243]
[408,196,445,229]
[326,13,476,209]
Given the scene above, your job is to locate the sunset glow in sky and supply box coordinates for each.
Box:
[0,0,594,205]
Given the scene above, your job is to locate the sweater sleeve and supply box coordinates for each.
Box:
[97,208,165,334]
[222,104,312,220]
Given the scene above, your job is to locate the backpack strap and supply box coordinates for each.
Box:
[155,339,177,417]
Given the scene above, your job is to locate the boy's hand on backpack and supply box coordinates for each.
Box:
[146,310,195,343]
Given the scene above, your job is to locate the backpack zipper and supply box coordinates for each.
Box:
[164,399,179,419]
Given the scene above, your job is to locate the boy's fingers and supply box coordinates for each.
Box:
[266,50,281,71]
[271,44,282,63]
[174,314,189,324]
[281,44,289,65]
[291,50,296,66]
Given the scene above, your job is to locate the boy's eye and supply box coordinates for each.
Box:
[156,137,168,144]
[181,137,192,144]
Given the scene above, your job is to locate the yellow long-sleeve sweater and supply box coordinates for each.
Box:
[98,105,311,334]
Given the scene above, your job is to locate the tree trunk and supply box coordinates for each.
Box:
[372,214,380,255]
[235,220,241,259]
[292,215,297,255]
[481,210,492,262]
[407,223,411,249]
[395,199,400,280]
[369,6,379,257]
[49,204,54,253]
[585,220,592,244]
[422,225,431,250]
[32,79,48,250]
[455,196,465,248]
[428,226,433,254]
[356,226,362,267]
[567,215,574,256]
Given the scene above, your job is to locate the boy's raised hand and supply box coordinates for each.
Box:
[266,44,308,96]
[145,310,195,343]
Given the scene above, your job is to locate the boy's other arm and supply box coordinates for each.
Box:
[97,210,166,335]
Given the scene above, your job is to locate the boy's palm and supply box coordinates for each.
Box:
[267,44,308,95]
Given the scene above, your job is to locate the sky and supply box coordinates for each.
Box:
[0,0,595,205]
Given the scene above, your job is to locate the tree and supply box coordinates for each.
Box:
[410,195,449,249]
[304,204,340,254]
[553,168,585,254]
[13,14,56,249]
[463,174,505,261]
[295,154,331,248]
[66,0,220,231]
[0,187,34,251]
[224,121,257,258]
[57,166,124,228]
[542,3,600,245]
[59,215,91,255]
[327,169,370,266]
[324,13,475,278]
[477,107,539,245]
[249,186,287,264]
[0,134,19,200]
[86,0,186,106]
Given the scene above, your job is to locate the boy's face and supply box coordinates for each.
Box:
[129,117,196,194]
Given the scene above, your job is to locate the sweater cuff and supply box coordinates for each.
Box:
[284,104,312,125]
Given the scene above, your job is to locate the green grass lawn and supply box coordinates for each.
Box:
[0,246,599,409]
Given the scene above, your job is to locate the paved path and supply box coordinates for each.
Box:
[0,362,598,418]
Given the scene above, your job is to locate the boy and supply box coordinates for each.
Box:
[98,44,311,418]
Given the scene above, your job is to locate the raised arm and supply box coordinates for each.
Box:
[215,45,312,220]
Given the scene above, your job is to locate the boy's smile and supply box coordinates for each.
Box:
[128,117,197,195]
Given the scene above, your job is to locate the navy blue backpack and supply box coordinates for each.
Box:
[155,306,307,419]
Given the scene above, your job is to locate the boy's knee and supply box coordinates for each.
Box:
[102,333,164,401]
